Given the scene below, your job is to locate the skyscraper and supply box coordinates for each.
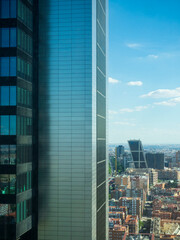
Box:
[0,0,108,240]
[116,145,124,158]
[38,0,108,240]
[146,153,164,170]
[128,140,148,169]
[0,0,33,239]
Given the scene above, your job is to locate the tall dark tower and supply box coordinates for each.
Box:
[128,140,148,169]
[0,0,33,239]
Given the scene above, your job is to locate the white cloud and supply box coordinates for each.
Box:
[154,97,180,107]
[109,110,118,115]
[141,87,180,99]
[126,43,141,49]
[108,77,120,84]
[114,121,136,126]
[127,81,143,86]
[119,105,148,113]
[147,54,159,59]
[137,54,159,60]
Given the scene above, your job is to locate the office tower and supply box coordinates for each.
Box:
[128,140,148,169]
[176,151,180,167]
[0,0,107,240]
[0,0,33,239]
[116,145,124,158]
[146,153,164,170]
[38,1,108,240]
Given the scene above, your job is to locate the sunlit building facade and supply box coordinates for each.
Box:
[38,0,108,240]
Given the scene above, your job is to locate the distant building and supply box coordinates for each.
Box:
[109,212,124,223]
[130,175,149,193]
[176,151,180,167]
[109,225,129,240]
[109,204,128,219]
[115,175,131,188]
[119,197,142,218]
[126,168,158,186]
[125,215,139,234]
[128,140,148,168]
[149,169,158,186]
[158,169,180,181]
[117,145,125,157]
[123,153,133,169]
[125,188,146,212]
[146,153,164,170]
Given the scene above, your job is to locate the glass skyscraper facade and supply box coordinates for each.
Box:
[0,0,107,239]
[0,0,33,239]
[38,0,107,240]
[128,140,148,169]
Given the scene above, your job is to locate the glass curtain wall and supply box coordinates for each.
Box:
[0,0,33,239]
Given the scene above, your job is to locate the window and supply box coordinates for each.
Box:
[0,204,16,222]
[17,116,32,135]
[0,28,9,47]
[17,57,32,80]
[10,116,16,135]
[17,171,32,193]
[0,145,16,165]
[1,87,9,105]
[10,57,16,76]
[0,57,9,76]
[0,0,16,19]
[10,28,16,47]
[1,116,9,135]
[0,57,16,77]
[10,86,16,105]
[0,28,16,48]
[17,145,32,164]
[16,199,31,223]
[0,115,16,135]
[0,86,16,106]
[0,174,16,194]
[17,87,31,107]
[18,0,32,29]
[17,29,32,55]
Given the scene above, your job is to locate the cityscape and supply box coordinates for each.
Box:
[109,141,180,239]
[0,0,180,240]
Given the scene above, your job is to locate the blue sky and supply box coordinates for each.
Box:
[108,0,180,144]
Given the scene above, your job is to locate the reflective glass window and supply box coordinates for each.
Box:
[0,174,16,194]
[1,28,9,47]
[10,86,16,105]
[10,0,16,18]
[0,204,16,223]
[10,57,16,76]
[1,86,9,105]
[0,57,9,76]
[10,145,16,164]
[0,145,16,165]
[1,116,9,135]
[0,145,9,164]
[0,0,16,19]
[0,0,10,18]
[0,86,16,106]
[10,116,16,135]
[10,28,16,47]
[0,28,16,48]
[0,115,16,135]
